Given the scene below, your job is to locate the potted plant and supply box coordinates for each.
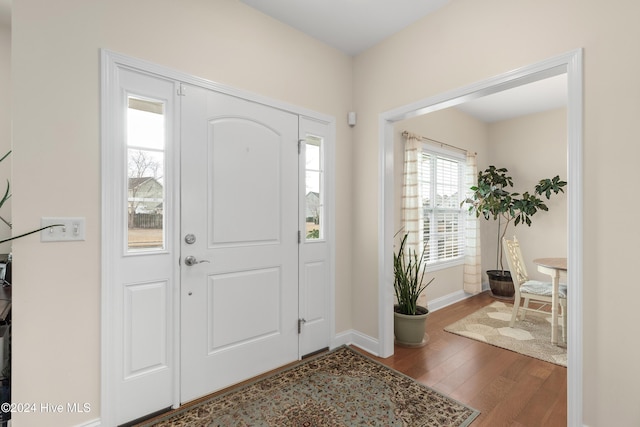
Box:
[463,166,566,298]
[393,232,434,347]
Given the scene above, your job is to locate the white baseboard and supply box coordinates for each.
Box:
[427,287,486,313]
[333,287,485,358]
[332,329,380,356]
[75,418,101,427]
[426,290,468,312]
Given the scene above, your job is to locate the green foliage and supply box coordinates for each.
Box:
[0,150,10,213]
[463,165,567,271]
[306,229,319,239]
[393,233,434,315]
[465,165,566,227]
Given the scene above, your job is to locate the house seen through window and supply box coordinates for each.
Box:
[305,135,324,240]
[126,96,166,251]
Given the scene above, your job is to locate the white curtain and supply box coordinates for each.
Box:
[463,152,482,294]
[401,133,426,306]
[401,132,423,257]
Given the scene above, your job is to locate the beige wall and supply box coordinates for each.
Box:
[353,0,640,425]
[11,1,353,425]
[0,20,10,252]
[487,108,568,279]
[9,0,640,425]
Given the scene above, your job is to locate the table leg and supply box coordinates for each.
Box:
[551,270,559,345]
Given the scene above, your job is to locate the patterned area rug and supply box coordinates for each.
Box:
[140,346,479,426]
[444,301,567,367]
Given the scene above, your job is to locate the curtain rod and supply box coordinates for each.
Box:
[401,131,475,155]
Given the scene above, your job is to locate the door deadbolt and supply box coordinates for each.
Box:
[184,234,196,244]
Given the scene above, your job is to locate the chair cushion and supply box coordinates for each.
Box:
[521,280,567,298]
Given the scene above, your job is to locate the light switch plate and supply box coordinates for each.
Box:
[40,217,86,242]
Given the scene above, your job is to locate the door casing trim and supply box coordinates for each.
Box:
[378,49,583,426]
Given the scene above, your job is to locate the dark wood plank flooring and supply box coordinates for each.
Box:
[135,291,566,427]
[358,291,567,426]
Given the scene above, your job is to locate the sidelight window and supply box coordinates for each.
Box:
[304,135,324,240]
[126,96,166,251]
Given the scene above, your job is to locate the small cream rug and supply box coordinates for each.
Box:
[444,301,567,367]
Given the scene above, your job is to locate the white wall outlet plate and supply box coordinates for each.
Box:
[40,217,86,242]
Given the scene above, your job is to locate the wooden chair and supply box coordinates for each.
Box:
[502,236,567,342]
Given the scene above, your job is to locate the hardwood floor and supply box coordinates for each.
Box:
[134,291,566,427]
[358,291,567,426]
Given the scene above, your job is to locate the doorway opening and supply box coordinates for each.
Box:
[378,49,583,425]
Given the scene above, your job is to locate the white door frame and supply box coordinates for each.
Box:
[378,49,583,426]
[101,49,336,426]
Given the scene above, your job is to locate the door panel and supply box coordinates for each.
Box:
[210,118,282,244]
[208,268,281,350]
[180,85,299,403]
[111,68,178,426]
[123,280,169,378]
[298,117,332,356]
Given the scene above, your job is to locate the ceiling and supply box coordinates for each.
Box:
[456,74,567,123]
[0,0,567,122]
[240,0,450,56]
[240,0,567,122]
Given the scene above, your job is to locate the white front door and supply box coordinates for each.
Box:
[179,84,300,403]
[103,51,334,426]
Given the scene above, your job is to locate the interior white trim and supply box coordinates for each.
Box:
[426,290,473,312]
[332,330,380,356]
[101,49,336,426]
[74,418,101,427]
[378,49,583,426]
[332,287,474,358]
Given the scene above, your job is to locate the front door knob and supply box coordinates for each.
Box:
[184,255,210,266]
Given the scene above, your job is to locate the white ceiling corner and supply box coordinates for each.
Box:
[239,0,450,56]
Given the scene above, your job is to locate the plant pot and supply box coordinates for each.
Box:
[487,270,514,299]
[0,377,9,421]
[393,305,429,347]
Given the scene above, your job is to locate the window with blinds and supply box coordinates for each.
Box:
[420,148,465,267]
